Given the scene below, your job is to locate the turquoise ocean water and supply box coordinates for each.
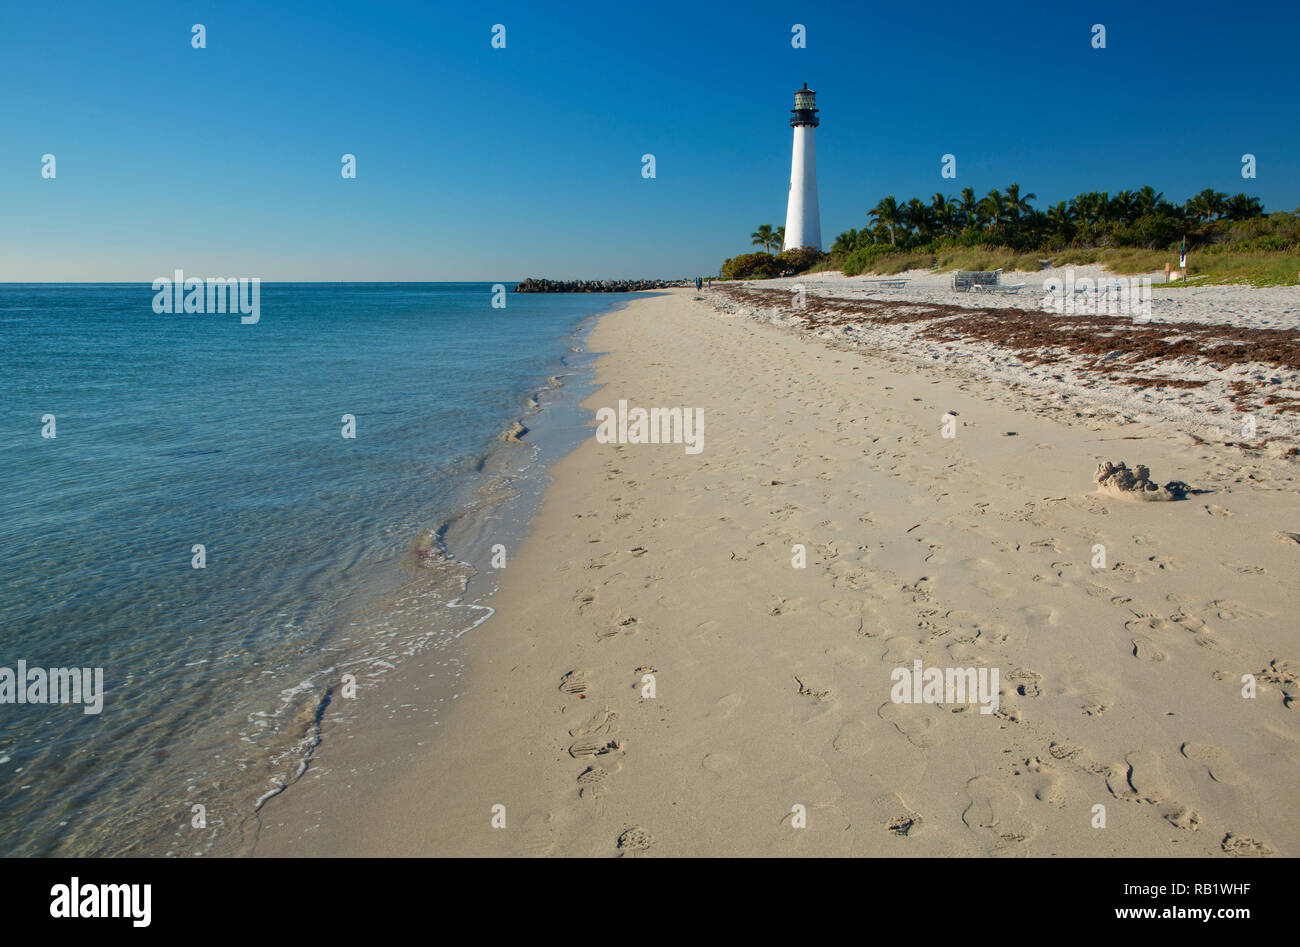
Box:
[0,282,629,855]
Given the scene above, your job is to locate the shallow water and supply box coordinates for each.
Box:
[0,282,628,855]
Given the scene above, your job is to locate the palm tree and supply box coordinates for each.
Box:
[978,189,1007,232]
[1004,183,1036,221]
[1071,191,1105,232]
[869,196,903,245]
[957,187,978,231]
[1223,193,1263,221]
[1186,189,1228,223]
[1111,190,1137,226]
[1046,201,1076,239]
[1135,186,1163,217]
[776,226,786,250]
[750,224,776,253]
[832,229,860,254]
[903,198,932,242]
[931,193,957,237]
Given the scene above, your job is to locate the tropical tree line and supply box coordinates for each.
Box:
[831,185,1268,254]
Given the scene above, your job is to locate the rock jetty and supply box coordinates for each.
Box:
[513,278,691,293]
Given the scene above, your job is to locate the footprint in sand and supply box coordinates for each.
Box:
[691,619,722,646]
[569,707,617,738]
[1206,600,1266,622]
[558,669,592,696]
[1169,610,1208,633]
[1018,605,1060,629]
[794,676,833,701]
[574,589,598,616]
[1047,740,1109,776]
[1125,613,1169,633]
[769,596,805,617]
[1143,554,1180,572]
[1223,560,1266,576]
[1130,636,1169,662]
[946,641,991,666]
[569,736,624,759]
[596,613,639,641]
[1257,659,1298,708]
[826,645,872,671]
[707,692,743,720]
[1008,668,1043,697]
[1109,562,1140,582]
[1062,667,1116,717]
[877,701,939,748]
[617,826,655,856]
[585,552,617,571]
[1017,756,1065,807]
[1169,611,1224,651]
[829,564,876,592]
[831,720,873,757]
[881,636,919,665]
[867,791,923,837]
[515,810,557,858]
[1105,751,1167,805]
[1180,742,1242,786]
[577,762,621,800]
[1220,833,1275,857]
[1163,806,1203,831]
[961,776,1035,854]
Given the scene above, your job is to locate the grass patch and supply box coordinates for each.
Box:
[834,244,1298,285]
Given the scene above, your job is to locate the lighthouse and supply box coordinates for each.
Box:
[782,83,821,251]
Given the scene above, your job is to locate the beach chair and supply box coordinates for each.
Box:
[952,269,1002,292]
[863,278,909,289]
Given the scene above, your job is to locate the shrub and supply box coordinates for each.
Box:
[719,252,780,280]
[774,246,825,276]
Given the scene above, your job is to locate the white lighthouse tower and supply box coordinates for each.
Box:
[782,83,821,251]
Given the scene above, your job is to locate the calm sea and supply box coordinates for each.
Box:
[0,282,631,855]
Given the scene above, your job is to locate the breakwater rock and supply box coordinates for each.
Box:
[513,278,691,293]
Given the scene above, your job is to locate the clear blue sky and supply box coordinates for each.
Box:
[2,0,1296,280]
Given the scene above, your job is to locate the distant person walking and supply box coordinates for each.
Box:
[695,277,702,292]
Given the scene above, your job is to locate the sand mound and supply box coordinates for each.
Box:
[1094,461,1190,502]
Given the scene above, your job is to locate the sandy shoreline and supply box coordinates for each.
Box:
[254,286,1298,858]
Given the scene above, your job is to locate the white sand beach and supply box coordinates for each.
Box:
[254,283,1299,858]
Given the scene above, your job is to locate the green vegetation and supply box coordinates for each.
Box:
[721,246,823,281]
[724,189,1300,286]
